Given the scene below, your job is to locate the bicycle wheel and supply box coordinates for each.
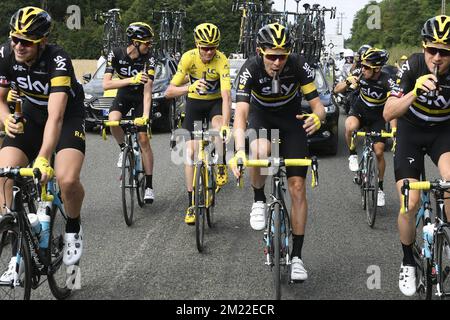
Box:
[436,225,450,299]
[206,165,216,228]
[121,148,135,226]
[272,203,281,300]
[47,204,73,300]
[0,216,32,300]
[366,154,378,228]
[194,163,206,253]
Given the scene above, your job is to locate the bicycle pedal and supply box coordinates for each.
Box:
[289,279,305,284]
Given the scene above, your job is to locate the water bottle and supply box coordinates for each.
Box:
[27,213,42,238]
[423,223,434,258]
[271,71,280,95]
[37,202,52,249]
[133,141,142,172]
[198,71,207,95]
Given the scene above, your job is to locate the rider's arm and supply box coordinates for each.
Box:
[308,97,326,122]
[142,57,156,119]
[333,80,349,94]
[0,44,12,125]
[0,87,10,126]
[220,58,232,126]
[233,101,249,152]
[102,49,136,90]
[165,52,190,99]
[38,91,67,160]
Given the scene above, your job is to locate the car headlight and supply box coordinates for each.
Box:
[152,91,165,99]
[324,104,336,114]
[85,93,93,100]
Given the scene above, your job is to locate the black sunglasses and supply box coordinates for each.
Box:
[199,46,217,52]
[424,45,450,57]
[11,36,39,47]
[263,53,289,62]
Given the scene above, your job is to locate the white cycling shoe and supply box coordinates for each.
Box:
[399,263,416,296]
[63,226,83,266]
[291,257,308,282]
[250,201,266,231]
[348,155,359,172]
[0,256,24,285]
[377,190,385,207]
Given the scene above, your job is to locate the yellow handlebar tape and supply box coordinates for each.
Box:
[19,168,35,177]
[409,181,431,190]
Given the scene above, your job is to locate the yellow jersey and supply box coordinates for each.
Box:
[170,48,231,100]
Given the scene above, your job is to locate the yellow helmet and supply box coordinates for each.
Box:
[10,6,51,42]
[257,23,292,50]
[421,15,450,45]
[400,55,408,60]
[194,23,220,47]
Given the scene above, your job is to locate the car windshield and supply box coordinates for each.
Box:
[94,61,166,80]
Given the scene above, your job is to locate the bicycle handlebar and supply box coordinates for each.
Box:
[350,130,395,151]
[235,156,319,188]
[0,167,53,202]
[401,179,450,213]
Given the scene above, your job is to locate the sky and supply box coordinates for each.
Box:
[273,0,382,39]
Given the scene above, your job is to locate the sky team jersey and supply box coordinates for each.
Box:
[390,53,450,127]
[0,42,84,117]
[170,48,231,100]
[235,53,319,109]
[358,70,397,109]
[105,47,155,99]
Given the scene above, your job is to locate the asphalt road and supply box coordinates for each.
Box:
[31,109,440,301]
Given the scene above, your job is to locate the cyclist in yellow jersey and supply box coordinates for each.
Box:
[165,23,231,225]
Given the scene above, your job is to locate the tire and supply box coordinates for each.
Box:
[121,148,135,226]
[206,165,216,229]
[194,164,206,253]
[47,204,73,300]
[136,171,146,208]
[0,216,32,300]
[436,225,450,299]
[272,203,281,300]
[366,154,378,228]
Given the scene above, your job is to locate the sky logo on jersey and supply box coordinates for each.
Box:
[361,87,384,100]
[303,63,314,79]
[13,65,26,72]
[16,76,49,94]
[239,68,252,86]
[416,95,450,109]
[261,83,295,95]
[119,66,139,76]
[54,56,67,71]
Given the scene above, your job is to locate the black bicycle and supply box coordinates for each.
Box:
[96,9,126,57]
[98,120,150,226]
[0,167,73,300]
[402,178,450,299]
[236,156,319,300]
[351,130,394,227]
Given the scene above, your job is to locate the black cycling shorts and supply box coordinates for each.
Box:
[110,95,147,133]
[394,118,450,181]
[2,113,86,163]
[183,97,222,138]
[248,103,308,178]
[349,99,386,143]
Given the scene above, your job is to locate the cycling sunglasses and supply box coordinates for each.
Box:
[361,64,378,70]
[423,44,450,57]
[199,46,217,52]
[134,39,152,46]
[260,49,290,62]
[11,36,41,47]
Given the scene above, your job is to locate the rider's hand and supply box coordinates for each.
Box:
[3,114,24,138]
[32,156,54,183]
[345,75,359,88]
[297,113,322,136]
[412,74,437,97]
[229,150,247,179]
[219,125,231,142]
[391,127,397,136]
[130,72,148,85]
[188,79,207,94]
[134,116,149,126]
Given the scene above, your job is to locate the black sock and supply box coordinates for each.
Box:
[145,175,153,188]
[188,191,193,207]
[402,242,416,266]
[349,149,357,156]
[253,186,266,203]
[66,217,81,233]
[119,143,126,150]
[378,180,383,191]
[292,234,304,259]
